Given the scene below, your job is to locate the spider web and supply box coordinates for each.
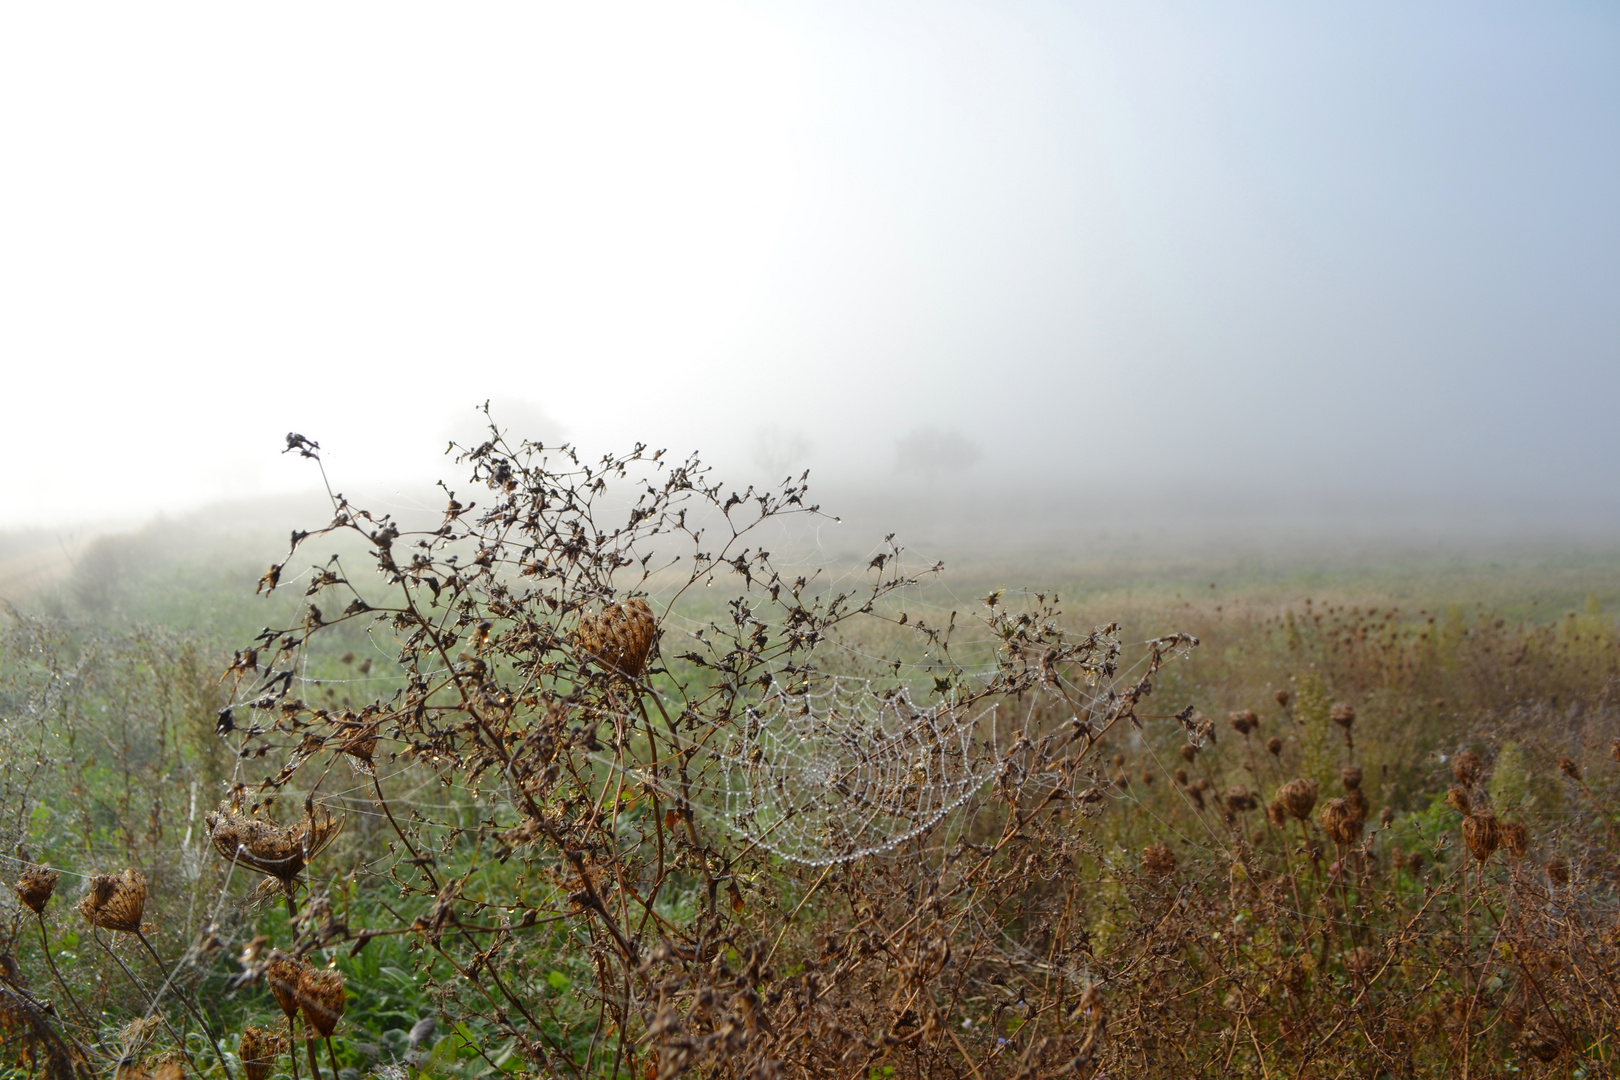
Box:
[625,622,1131,865]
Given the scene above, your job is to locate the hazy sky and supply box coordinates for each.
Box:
[3,2,1617,529]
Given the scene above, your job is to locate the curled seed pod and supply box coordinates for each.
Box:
[1340,765,1362,791]
[267,955,309,1021]
[1329,703,1355,730]
[1141,843,1176,878]
[1546,856,1569,886]
[1379,806,1395,827]
[1319,798,1363,845]
[1224,786,1257,814]
[1345,788,1370,824]
[1274,689,1290,708]
[1266,801,1286,827]
[575,598,658,679]
[1446,787,1472,815]
[1194,777,1211,792]
[1277,778,1319,822]
[1559,757,1582,781]
[299,968,346,1038]
[1112,754,1126,768]
[1266,736,1283,756]
[1452,750,1483,787]
[14,867,58,913]
[1463,812,1501,862]
[240,1025,288,1080]
[78,869,147,932]
[1500,821,1529,858]
[1179,744,1197,763]
[1407,850,1424,874]
[1172,768,1187,786]
[207,799,342,885]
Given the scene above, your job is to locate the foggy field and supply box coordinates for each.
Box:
[2,439,1617,1080]
[5,2,1620,1077]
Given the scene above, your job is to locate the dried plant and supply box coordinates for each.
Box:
[76,870,147,933]
[238,1026,286,1080]
[205,799,341,892]
[13,867,58,914]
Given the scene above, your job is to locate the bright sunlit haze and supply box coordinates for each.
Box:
[3,2,1618,540]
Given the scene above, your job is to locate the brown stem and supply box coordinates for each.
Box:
[306,1024,324,1080]
[136,930,237,1080]
[91,929,199,1076]
[35,912,98,1038]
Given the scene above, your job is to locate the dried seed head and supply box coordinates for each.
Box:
[1463,812,1500,862]
[1224,786,1257,814]
[1141,843,1176,878]
[1173,768,1188,786]
[1407,851,1424,874]
[299,967,346,1037]
[1228,710,1257,736]
[207,799,341,884]
[1265,801,1286,828]
[1179,743,1197,763]
[14,867,58,913]
[1545,855,1569,886]
[1499,821,1528,858]
[1558,757,1582,781]
[1274,689,1290,708]
[575,598,658,679]
[1611,738,1619,763]
[1266,736,1283,756]
[1278,958,1308,995]
[1328,703,1355,730]
[1340,765,1362,791]
[1319,798,1362,846]
[1277,778,1319,822]
[1445,787,1472,815]
[1452,750,1483,787]
[1345,787,1370,824]
[1379,806,1395,827]
[267,955,309,1020]
[239,1025,288,1080]
[78,869,147,932]
[1112,754,1125,768]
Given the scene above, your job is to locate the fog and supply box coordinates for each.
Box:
[3,2,1618,543]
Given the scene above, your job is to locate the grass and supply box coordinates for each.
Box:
[2,480,1618,1080]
